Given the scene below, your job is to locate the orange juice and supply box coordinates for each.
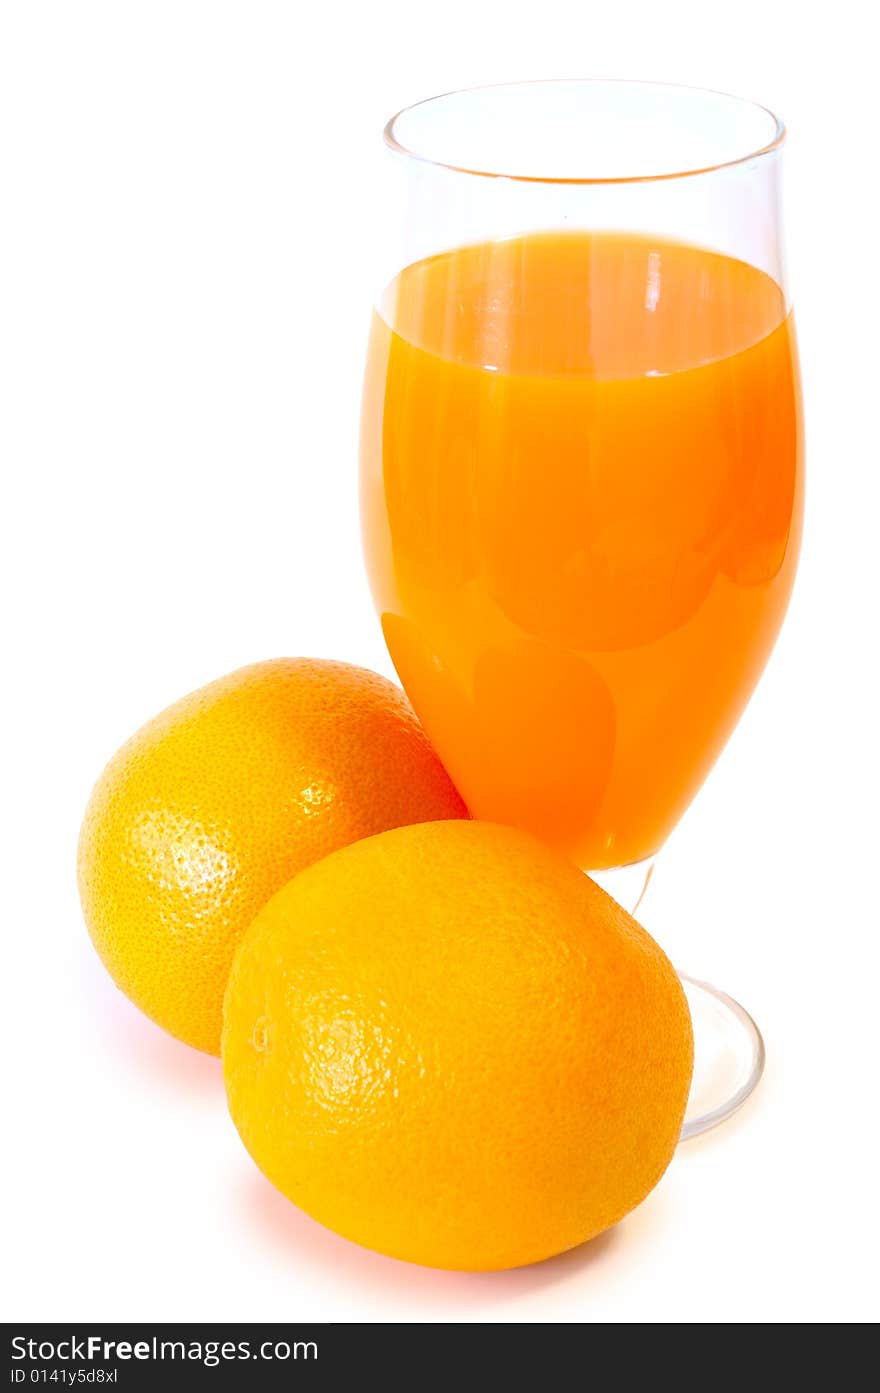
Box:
[360,232,803,868]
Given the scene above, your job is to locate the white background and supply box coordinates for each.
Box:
[2,0,877,1325]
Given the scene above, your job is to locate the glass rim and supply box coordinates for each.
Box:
[383,78,786,186]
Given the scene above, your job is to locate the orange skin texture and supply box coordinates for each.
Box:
[222,820,694,1271]
[78,659,468,1054]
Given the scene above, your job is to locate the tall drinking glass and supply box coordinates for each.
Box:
[360,81,803,1138]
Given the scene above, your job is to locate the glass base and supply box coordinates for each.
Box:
[677,974,764,1140]
[590,859,765,1141]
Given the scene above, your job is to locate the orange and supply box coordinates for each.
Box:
[222,820,693,1271]
[78,658,467,1054]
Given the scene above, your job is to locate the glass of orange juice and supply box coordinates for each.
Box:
[360,81,803,1138]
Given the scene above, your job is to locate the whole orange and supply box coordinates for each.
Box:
[222,820,693,1271]
[78,659,467,1054]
